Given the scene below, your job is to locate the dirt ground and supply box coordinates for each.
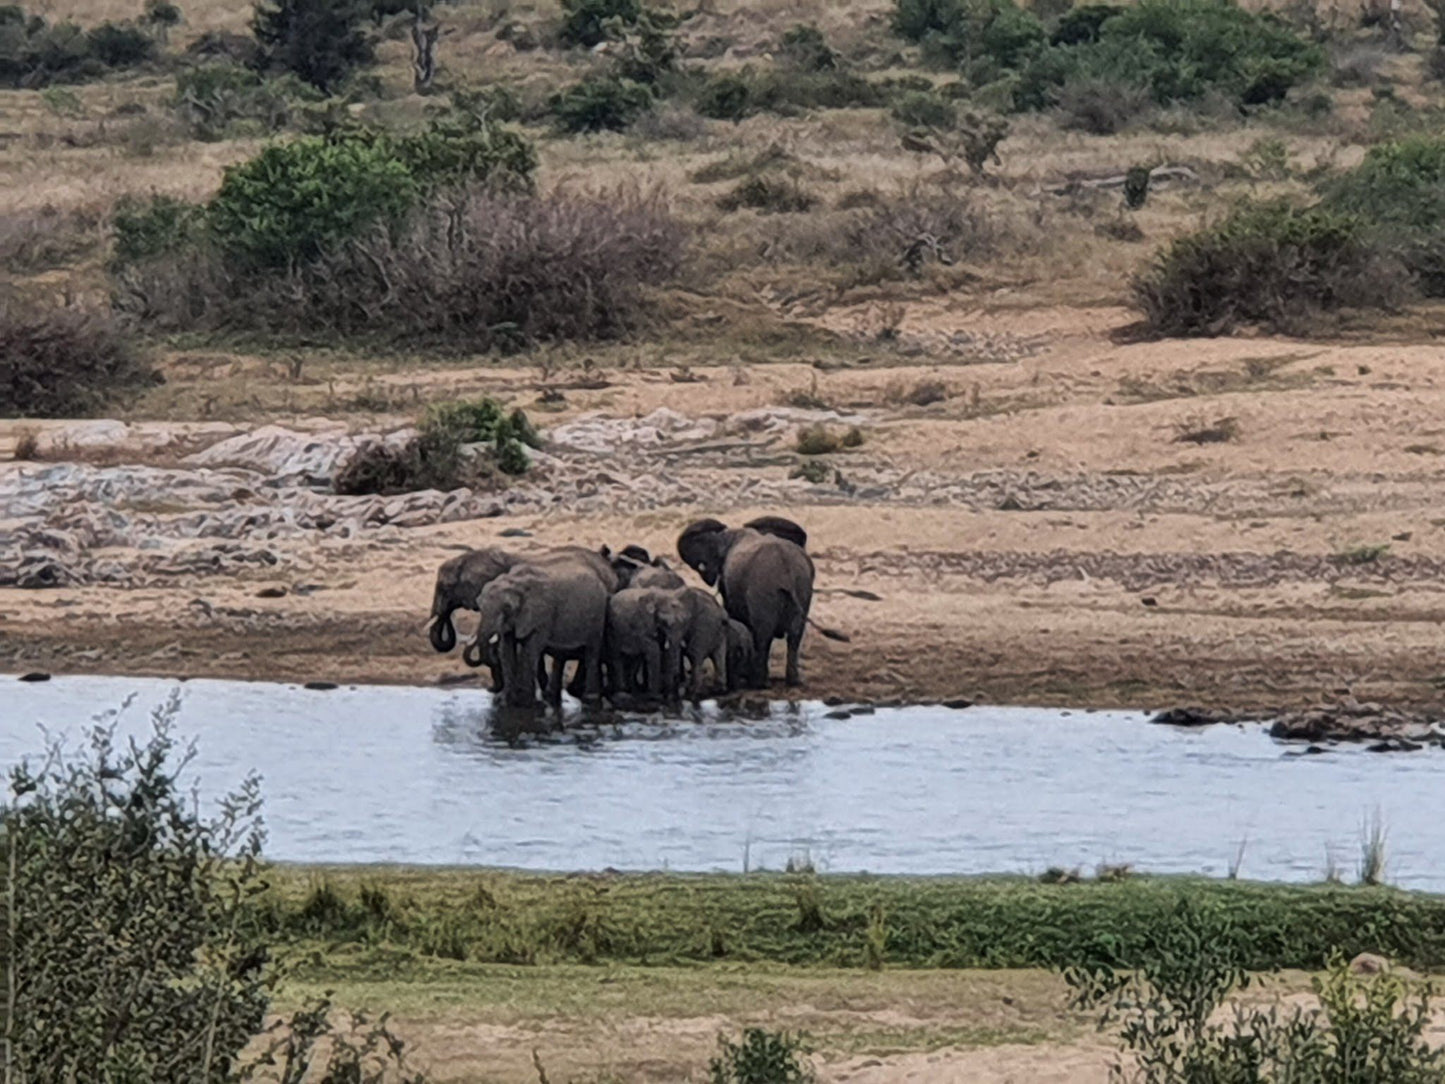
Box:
[7,300,1445,716]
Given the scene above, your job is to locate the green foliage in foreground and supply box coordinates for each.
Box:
[710,1029,815,1084]
[262,867,1445,972]
[1069,895,1445,1082]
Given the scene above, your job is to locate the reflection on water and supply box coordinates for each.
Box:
[5,674,1445,888]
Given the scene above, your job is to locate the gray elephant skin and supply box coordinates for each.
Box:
[676,587,732,698]
[432,546,617,701]
[676,517,815,688]
[606,586,689,698]
[471,557,612,707]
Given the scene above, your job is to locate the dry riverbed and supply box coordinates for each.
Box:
[6,304,1445,733]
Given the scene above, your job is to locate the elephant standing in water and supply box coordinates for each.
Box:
[428,546,617,699]
[605,585,690,698]
[675,587,733,699]
[469,559,611,707]
[676,516,820,688]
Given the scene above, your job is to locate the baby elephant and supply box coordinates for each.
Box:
[675,588,733,699]
[724,619,754,694]
[606,586,689,698]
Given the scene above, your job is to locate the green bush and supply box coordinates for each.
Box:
[1133,200,1407,336]
[251,0,375,92]
[549,74,653,131]
[0,297,157,416]
[0,8,158,87]
[335,397,540,494]
[111,192,206,266]
[891,87,956,128]
[709,1029,814,1084]
[895,0,1321,114]
[559,0,641,46]
[693,67,884,120]
[1068,898,1445,1084]
[1326,135,1445,294]
[208,135,417,269]
[174,62,319,140]
[779,23,837,70]
[388,112,538,190]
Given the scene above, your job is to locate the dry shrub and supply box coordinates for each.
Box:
[717,174,818,213]
[1056,74,1153,134]
[0,298,158,417]
[844,184,999,277]
[118,186,685,349]
[1173,413,1240,443]
[0,206,103,273]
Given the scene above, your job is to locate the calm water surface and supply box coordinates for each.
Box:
[4,674,1444,888]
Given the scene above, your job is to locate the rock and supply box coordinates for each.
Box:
[1150,707,1224,728]
[1349,952,1389,975]
[499,527,532,538]
[255,585,287,598]
[303,681,338,691]
[17,672,50,682]
[942,698,973,710]
[823,709,852,720]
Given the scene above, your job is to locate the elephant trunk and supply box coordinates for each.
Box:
[429,607,457,653]
[462,636,488,668]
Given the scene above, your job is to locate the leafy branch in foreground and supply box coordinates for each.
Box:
[0,697,425,1082]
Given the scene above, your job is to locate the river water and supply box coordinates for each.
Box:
[4,674,1444,888]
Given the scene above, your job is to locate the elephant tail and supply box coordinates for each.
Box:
[807,616,851,643]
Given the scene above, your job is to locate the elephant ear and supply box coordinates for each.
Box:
[620,544,652,564]
[744,515,808,550]
[677,519,728,583]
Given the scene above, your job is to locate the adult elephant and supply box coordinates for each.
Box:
[427,546,618,695]
[425,547,522,655]
[676,517,816,688]
[467,558,610,707]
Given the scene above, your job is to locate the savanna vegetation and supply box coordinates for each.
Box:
[8,0,1445,417]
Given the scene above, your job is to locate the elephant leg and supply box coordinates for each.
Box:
[488,640,504,693]
[785,626,804,687]
[583,644,603,703]
[546,655,565,705]
[643,641,663,698]
[511,639,543,708]
[711,642,727,697]
[750,625,773,688]
[684,647,704,700]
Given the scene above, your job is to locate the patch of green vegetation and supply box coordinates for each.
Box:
[0,5,159,88]
[260,867,1445,973]
[892,0,1321,115]
[709,1028,814,1084]
[1133,201,1406,337]
[1325,136,1445,296]
[1333,542,1390,565]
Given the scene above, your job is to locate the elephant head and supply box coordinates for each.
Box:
[426,548,518,654]
[676,519,732,586]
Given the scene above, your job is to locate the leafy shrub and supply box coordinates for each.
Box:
[388,112,538,190]
[891,87,956,129]
[1068,899,1445,1084]
[1133,201,1408,336]
[694,66,884,119]
[779,23,837,70]
[549,74,653,131]
[209,136,417,269]
[559,0,641,47]
[0,711,269,1081]
[900,0,1321,114]
[1326,136,1445,295]
[0,8,158,87]
[717,174,817,213]
[174,62,319,140]
[695,72,753,120]
[0,297,157,416]
[120,187,684,349]
[709,1029,814,1084]
[111,193,206,266]
[335,397,540,494]
[252,0,376,92]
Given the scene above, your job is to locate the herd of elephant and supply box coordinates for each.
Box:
[424,516,846,708]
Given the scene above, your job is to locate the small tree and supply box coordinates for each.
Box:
[252,0,375,93]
